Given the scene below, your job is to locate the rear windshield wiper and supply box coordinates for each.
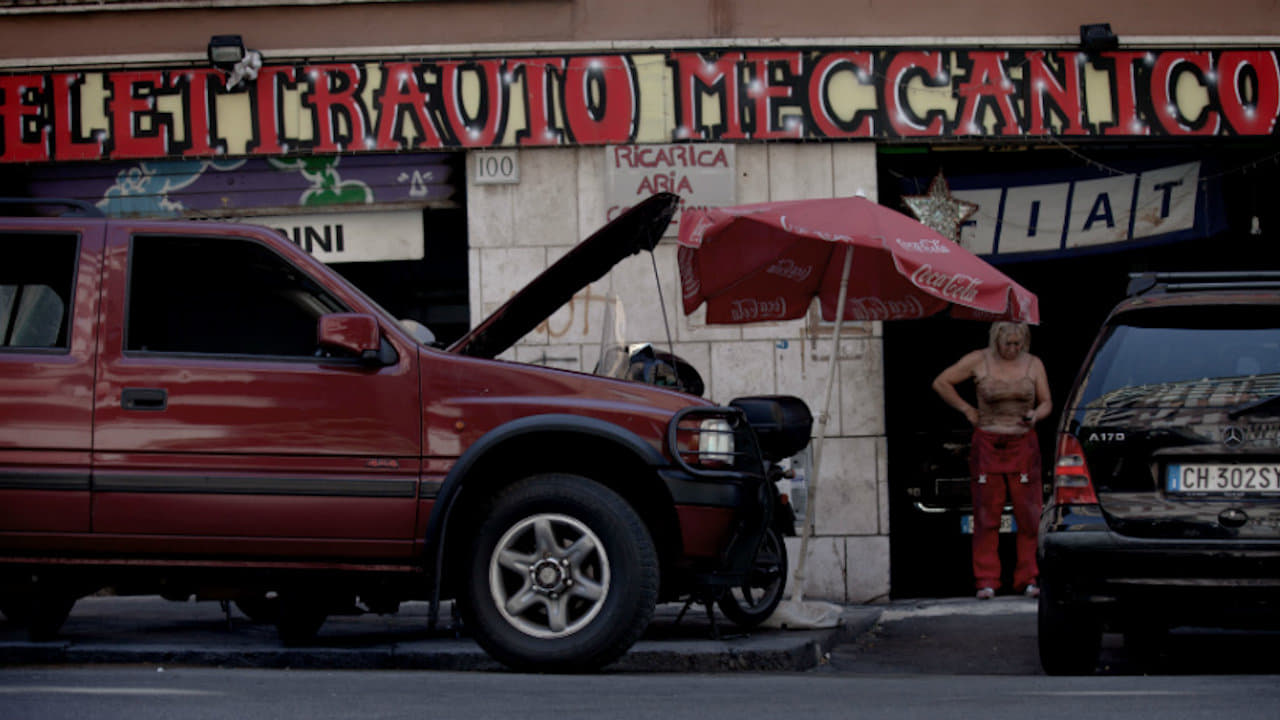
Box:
[1228,393,1280,419]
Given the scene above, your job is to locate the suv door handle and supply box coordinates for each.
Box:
[121,387,167,411]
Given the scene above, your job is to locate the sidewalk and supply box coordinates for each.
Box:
[0,595,883,673]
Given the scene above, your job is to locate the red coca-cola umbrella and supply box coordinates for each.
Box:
[678,195,1037,325]
[676,195,1038,611]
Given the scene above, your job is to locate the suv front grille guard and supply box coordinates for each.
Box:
[666,406,766,481]
[667,406,770,584]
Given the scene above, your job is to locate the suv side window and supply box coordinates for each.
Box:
[126,235,347,357]
[0,233,78,350]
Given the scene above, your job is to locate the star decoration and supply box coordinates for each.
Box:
[902,172,979,244]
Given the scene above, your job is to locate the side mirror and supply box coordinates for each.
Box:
[318,313,381,361]
[399,317,436,347]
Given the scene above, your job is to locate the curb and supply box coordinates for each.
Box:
[0,597,884,673]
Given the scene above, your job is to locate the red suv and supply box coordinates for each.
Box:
[0,193,802,672]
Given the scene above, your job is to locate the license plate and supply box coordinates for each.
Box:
[1166,463,1280,494]
[960,514,1015,534]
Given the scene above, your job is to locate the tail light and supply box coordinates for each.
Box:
[1053,433,1100,505]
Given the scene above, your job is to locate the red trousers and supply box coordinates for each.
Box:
[969,429,1042,591]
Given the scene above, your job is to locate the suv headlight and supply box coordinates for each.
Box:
[698,418,734,466]
[668,407,761,475]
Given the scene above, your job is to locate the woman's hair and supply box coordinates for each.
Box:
[988,321,1030,354]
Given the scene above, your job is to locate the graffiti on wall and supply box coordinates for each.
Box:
[25,152,454,216]
[1,48,1277,163]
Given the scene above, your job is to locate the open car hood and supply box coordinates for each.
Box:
[447,192,679,358]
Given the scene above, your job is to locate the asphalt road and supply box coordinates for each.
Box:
[3,663,1280,720]
[3,595,1280,720]
[825,595,1280,676]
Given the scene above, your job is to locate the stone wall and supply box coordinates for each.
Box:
[466,142,889,603]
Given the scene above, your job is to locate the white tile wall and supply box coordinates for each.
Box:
[576,147,608,232]
[475,246,550,331]
[783,534,890,603]
[710,340,778,404]
[775,335,843,437]
[512,150,579,247]
[813,436,880,536]
[609,243,680,345]
[837,336,886,437]
[833,143,879,200]
[466,183,515,249]
[785,534,847,602]
[845,535,892,603]
[767,144,835,201]
[735,144,770,204]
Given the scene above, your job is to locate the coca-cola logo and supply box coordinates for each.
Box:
[730,297,788,321]
[910,264,981,303]
[895,237,951,254]
[844,295,927,320]
[779,214,852,243]
[765,258,813,282]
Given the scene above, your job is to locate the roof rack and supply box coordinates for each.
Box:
[0,198,104,218]
[1127,271,1280,297]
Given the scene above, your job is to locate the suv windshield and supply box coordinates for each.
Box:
[1078,305,1280,408]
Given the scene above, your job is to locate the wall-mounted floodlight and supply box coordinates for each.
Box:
[1079,23,1119,53]
[208,34,262,91]
[207,35,246,72]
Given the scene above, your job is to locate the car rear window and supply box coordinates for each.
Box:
[1076,304,1280,408]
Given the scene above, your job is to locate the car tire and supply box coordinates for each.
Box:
[1122,619,1169,670]
[275,594,328,647]
[236,595,281,624]
[1037,580,1102,675]
[0,596,27,624]
[461,473,659,673]
[26,595,76,642]
[717,526,787,628]
[0,580,76,641]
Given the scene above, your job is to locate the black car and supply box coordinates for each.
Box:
[1038,271,1280,675]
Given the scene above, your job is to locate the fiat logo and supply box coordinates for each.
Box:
[1222,426,1245,448]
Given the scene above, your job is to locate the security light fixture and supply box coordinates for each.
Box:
[207,34,263,91]
[1079,23,1119,53]
[207,35,246,72]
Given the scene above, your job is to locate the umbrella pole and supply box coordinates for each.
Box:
[790,244,854,603]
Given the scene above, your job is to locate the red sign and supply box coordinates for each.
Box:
[1,48,1277,163]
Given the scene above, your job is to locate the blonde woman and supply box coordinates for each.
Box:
[932,322,1051,600]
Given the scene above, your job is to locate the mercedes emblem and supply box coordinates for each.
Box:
[1222,425,1245,448]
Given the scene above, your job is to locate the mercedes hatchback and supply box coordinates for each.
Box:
[1038,271,1280,675]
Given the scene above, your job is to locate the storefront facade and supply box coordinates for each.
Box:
[2,0,1277,602]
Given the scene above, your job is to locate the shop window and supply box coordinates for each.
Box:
[126,235,347,357]
[0,234,77,350]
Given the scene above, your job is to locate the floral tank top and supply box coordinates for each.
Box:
[975,350,1035,434]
